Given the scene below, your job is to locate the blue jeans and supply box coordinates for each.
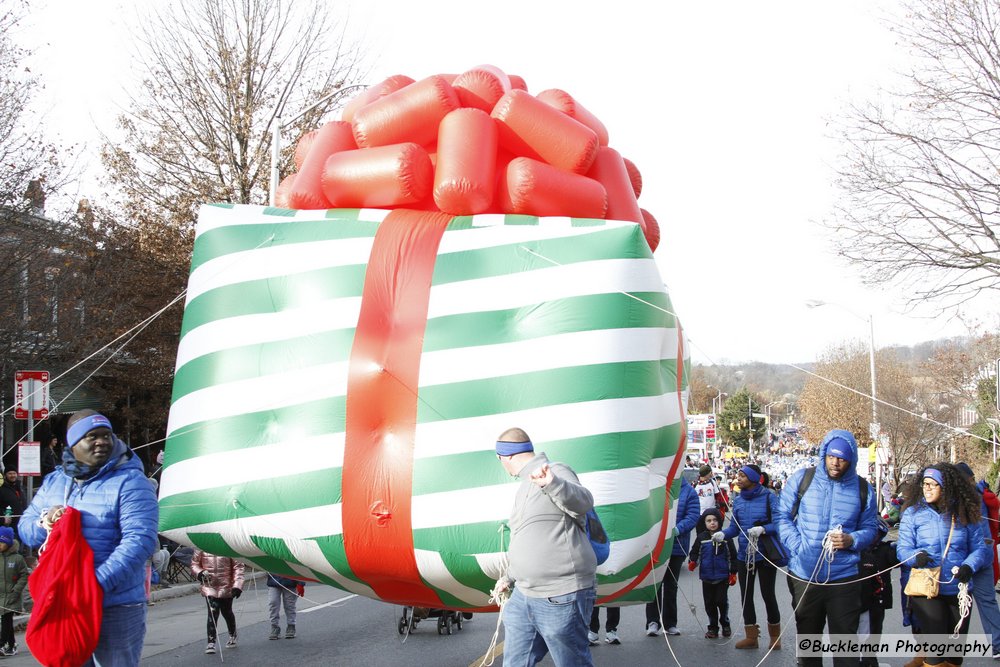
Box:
[502,585,595,667]
[84,603,147,667]
[973,565,1000,653]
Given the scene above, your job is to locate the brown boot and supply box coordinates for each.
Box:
[766,623,781,650]
[735,624,759,649]
[901,658,923,667]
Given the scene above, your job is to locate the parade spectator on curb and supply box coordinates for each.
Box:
[21,409,159,666]
[775,429,880,667]
[717,464,783,650]
[267,573,304,640]
[192,549,245,654]
[646,474,700,637]
[690,508,737,639]
[490,427,597,667]
[0,470,25,538]
[41,436,59,479]
[897,463,990,667]
[955,461,1000,659]
[0,527,26,656]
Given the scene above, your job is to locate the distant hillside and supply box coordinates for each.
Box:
[695,336,971,398]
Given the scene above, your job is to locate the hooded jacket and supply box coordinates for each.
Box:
[896,501,990,597]
[20,436,159,606]
[775,429,880,581]
[671,477,701,557]
[690,508,736,581]
[0,539,26,613]
[191,550,245,598]
[722,481,778,563]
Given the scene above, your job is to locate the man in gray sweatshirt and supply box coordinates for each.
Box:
[494,427,597,666]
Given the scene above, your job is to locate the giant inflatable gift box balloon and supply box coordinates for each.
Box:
[160,65,689,611]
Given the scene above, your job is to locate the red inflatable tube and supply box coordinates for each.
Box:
[623,157,642,199]
[289,121,357,210]
[641,208,660,253]
[499,157,607,218]
[274,174,296,208]
[452,66,511,112]
[587,146,642,223]
[294,130,318,170]
[535,88,610,147]
[340,75,415,124]
[321,143,433,209]
[434,108,498,215]
[491,90,598,174]
[508,74,528,91]
[352,75,460,148]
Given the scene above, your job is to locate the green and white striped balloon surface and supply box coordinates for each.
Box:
[160,204,689,609]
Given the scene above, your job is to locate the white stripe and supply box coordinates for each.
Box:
[159,433,345,500]
[418,327,678,386]
[169,326,677,434]
[425,258,664,318]
[174,256,663,374]
[287,541,377,599]
[412,390,683,460]
[193,204,389,237]
[414,550,492,606]
[174,296,362,372]
[169,503,344,540]
[186,236,376,304]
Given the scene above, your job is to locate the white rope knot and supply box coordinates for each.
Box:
[954,575,973,638]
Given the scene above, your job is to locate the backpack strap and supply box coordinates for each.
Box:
[789,466,817,522]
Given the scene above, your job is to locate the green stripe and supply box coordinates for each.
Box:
[165,396,347,464]
[179,263,368,337]
[409,427,680,496]
[172,327,357,402]
[172,291,673,399]
[188,532,238,558]
[309,535,365,585]
[191,219,380,271]
[159,468,344,531]
[429,225,645,285]
[251,535,304,566]
[414,360,678,422]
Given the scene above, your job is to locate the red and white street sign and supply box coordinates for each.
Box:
[14,370,49,420]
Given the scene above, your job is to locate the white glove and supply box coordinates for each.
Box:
[711,531,726,543]
[748,526,765,538]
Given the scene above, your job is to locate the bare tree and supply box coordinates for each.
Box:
[829,0,1000,310]
[102,0,367,232]
[798,341,953,487]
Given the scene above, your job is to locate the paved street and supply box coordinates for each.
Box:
[5,565,1000,666]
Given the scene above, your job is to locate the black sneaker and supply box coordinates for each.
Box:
[285,625,296,639]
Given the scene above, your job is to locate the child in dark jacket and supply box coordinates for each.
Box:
[858,521,897,667]
[0,528,26,656]
[689,508,737,639]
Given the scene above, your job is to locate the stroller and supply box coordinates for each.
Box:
[397,606,471,635]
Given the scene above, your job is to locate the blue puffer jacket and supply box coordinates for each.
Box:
[722,483,777,563]
[897,502,990,596]
[775,429,880,581]
[671,477,701,557]
[20,436,159,606]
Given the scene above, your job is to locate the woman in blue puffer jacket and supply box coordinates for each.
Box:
[718,464,783,650]
[897,463,990,667]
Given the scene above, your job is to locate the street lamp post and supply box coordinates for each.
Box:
[268,84,368,206]
[806,299,881,506]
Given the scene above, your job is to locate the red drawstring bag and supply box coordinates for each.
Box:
[26,506,104,667]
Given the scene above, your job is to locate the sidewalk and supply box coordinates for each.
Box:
[14,570,266,631]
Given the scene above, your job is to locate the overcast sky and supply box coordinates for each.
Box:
[21,0,1000,366]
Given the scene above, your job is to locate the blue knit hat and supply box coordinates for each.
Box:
[0,527,14,546]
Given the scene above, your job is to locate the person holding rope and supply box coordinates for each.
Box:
[714,464,783,650]
[690,507,737,639]
[775,429,880,667]
[644,473,700,637]
[955,461,1000,660]
[20,409,159,666]
[897,464,991,667]
[491,427,597,667]
[192,549,245,654]
[267,573,304,640]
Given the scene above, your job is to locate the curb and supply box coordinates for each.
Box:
[14,570,266,632]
